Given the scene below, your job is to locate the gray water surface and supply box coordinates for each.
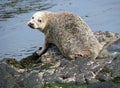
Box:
[0,0,120,60]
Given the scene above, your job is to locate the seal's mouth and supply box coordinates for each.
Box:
[28,25,35,29]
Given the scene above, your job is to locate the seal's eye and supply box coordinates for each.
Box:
[38,19,42,23]
[32,17,34,19]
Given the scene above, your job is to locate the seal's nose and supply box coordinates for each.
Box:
[28,22,34,26]
[28,22,34,28]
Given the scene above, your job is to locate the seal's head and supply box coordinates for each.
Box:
[27,11,50,31]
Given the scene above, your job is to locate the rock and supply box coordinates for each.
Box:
[0,31,120,88]
[0,61,44,88]
[0,63,19,88]
[42,57,100,84]
[96,54,120,81]
[103,54,120,78]
[94,31,120,45]
[88,81,120,88]
[19,73,44,88]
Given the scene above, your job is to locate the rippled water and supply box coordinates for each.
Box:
[0,0,120,60]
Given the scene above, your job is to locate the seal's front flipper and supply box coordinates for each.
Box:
[36,41,49,57]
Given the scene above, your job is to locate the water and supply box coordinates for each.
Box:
[0,0,120,60]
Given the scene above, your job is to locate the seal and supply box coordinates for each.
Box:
[28,11,103,59]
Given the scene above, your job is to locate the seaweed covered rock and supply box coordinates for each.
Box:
[0,31,120,88]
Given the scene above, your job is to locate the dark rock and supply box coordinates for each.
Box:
[0,62,44,88]
[88,81,120,88]
[19,73,44,88]
[43,58,101,84]
[107,38,120,53]
[105,54,120,77]
[94,31,120,44]
[0,63,19,88]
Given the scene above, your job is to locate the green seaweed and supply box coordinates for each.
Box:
[112,77,120,85]
[43,82,87,88]
[6,58,18,64]
[6,58,22,68]
[19,53,39,68]
[6,53,39,69]
[100,67,111,73]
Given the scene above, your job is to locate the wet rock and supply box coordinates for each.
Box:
[0,62,44,88]
[103,54,120,78]
[0,31,120,88]
[94,31,120,44]
[42,58,100,84]
[0,63,19,88]
[88,81,120,88]
[18,73,44,88]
